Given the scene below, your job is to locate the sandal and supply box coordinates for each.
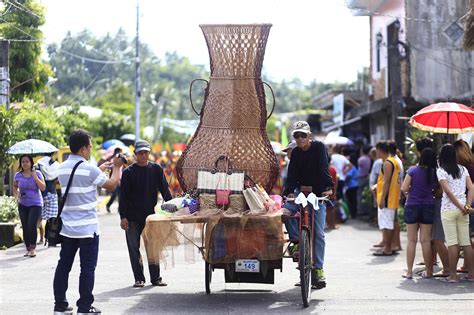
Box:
[402,274,413,279]
[373,250,394,256]
[441,277,459,283]
[462,276,474,282]
[420,271,432,279]
[433,271,450,278]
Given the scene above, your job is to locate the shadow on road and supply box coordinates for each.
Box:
[397,278,474,296]
[94,285,325,314]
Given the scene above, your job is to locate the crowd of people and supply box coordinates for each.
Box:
[279,134,474,283]
[8,124,474,313]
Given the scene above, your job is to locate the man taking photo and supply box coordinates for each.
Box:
[53,129,124,315]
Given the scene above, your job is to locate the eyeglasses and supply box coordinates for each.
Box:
[293,132,308,139]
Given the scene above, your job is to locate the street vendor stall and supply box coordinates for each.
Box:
[141,24,318,307]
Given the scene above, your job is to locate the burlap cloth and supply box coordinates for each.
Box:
[142,210,284,267]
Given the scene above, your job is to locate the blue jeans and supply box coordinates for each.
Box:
[53,234,99,312]
[284,201,327,269]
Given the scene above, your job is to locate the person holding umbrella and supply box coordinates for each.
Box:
[13,154,46,257]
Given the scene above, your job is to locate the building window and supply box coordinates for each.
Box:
[444,22,464,42]
[376,33,383,73]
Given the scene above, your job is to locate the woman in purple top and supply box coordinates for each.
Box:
[401,148,438,279]
[13,154,45,257]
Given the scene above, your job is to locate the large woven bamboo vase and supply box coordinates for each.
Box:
[176,24,279,193]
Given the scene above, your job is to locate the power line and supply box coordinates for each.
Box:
[57,49,135,64]
[406,45,473,77]
[0,3,13,16]
[0,37,40,42]
[341,1,468,23]
[5,0,41,19]
[0,16,37,39]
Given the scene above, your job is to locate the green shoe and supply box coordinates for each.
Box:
[288,243,299,256]
[312,268,326,282]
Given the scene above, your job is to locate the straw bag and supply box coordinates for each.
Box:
[197,156,244,194]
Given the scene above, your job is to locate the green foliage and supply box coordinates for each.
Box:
[13,101,66,147]
[0,196,19,222]
[0,107,17,195]
[57,105,92,144]
[158,126,189,145]
[404,128,432,166]
[89,109,134,142]
[0,0,53,101]
[398,206,406,232]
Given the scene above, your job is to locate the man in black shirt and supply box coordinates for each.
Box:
[283,121,333,289]
[119,140,173,288]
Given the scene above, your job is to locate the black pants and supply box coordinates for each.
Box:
[18,204,41,250]
[125,221,161,283]
[106,186,120,208]
[345,187,358,219]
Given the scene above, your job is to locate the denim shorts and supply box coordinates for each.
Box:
[404,204,434,225]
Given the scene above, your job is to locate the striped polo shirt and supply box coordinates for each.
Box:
[58,155,107,238]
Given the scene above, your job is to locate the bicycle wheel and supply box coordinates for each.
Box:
[299,228,311,307]
[205,261,212,294]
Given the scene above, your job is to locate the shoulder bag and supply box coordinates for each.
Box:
[45,160,83,245]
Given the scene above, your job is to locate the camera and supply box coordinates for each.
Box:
[116,153,127,164]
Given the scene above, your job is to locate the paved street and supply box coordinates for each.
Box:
[1,201,473,314]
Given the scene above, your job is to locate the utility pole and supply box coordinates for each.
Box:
[387,21,405,154]
[0,40,9,108]
[134,0,141,142]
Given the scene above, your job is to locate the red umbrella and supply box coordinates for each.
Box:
[409,102,474,134]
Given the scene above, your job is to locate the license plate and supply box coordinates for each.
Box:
[235,259,260,273]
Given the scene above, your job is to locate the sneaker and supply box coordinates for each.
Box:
[77,306,101,314]
[288,243,299,256]
[151,279,168,286]
[53,305,73,315]
[133,280,145,288]
[312,268,326,283]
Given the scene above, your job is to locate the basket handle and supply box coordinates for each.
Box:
[213,155,233,173]
[189,78,209,116]
[263,81,275,120]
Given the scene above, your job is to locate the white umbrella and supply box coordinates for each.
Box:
[7,139,58,155]
[324,136,354,146]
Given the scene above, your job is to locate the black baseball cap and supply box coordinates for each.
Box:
[134,140,151,153]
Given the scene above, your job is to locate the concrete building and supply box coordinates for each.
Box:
[317,0,473,150]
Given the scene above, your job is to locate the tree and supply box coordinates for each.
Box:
[57,105,92,144]
[0,0,53,101]
[0,107,16,195]
[13,100,66,147]
[89,109,134,143]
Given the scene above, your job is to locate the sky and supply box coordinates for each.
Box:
[40,0,370,84]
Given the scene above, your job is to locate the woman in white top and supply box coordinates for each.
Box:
[437,144,474,282]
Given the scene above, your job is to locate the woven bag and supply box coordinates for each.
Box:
[227,194,248,212]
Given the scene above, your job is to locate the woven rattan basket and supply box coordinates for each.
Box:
[176,24,279,192]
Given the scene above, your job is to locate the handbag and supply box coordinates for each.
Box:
[216,189,231,207]
[242,184,268,214]
[45,161,83,246]
[197,156,244,194]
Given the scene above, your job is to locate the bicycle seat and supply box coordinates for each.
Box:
[300,186,312,196]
